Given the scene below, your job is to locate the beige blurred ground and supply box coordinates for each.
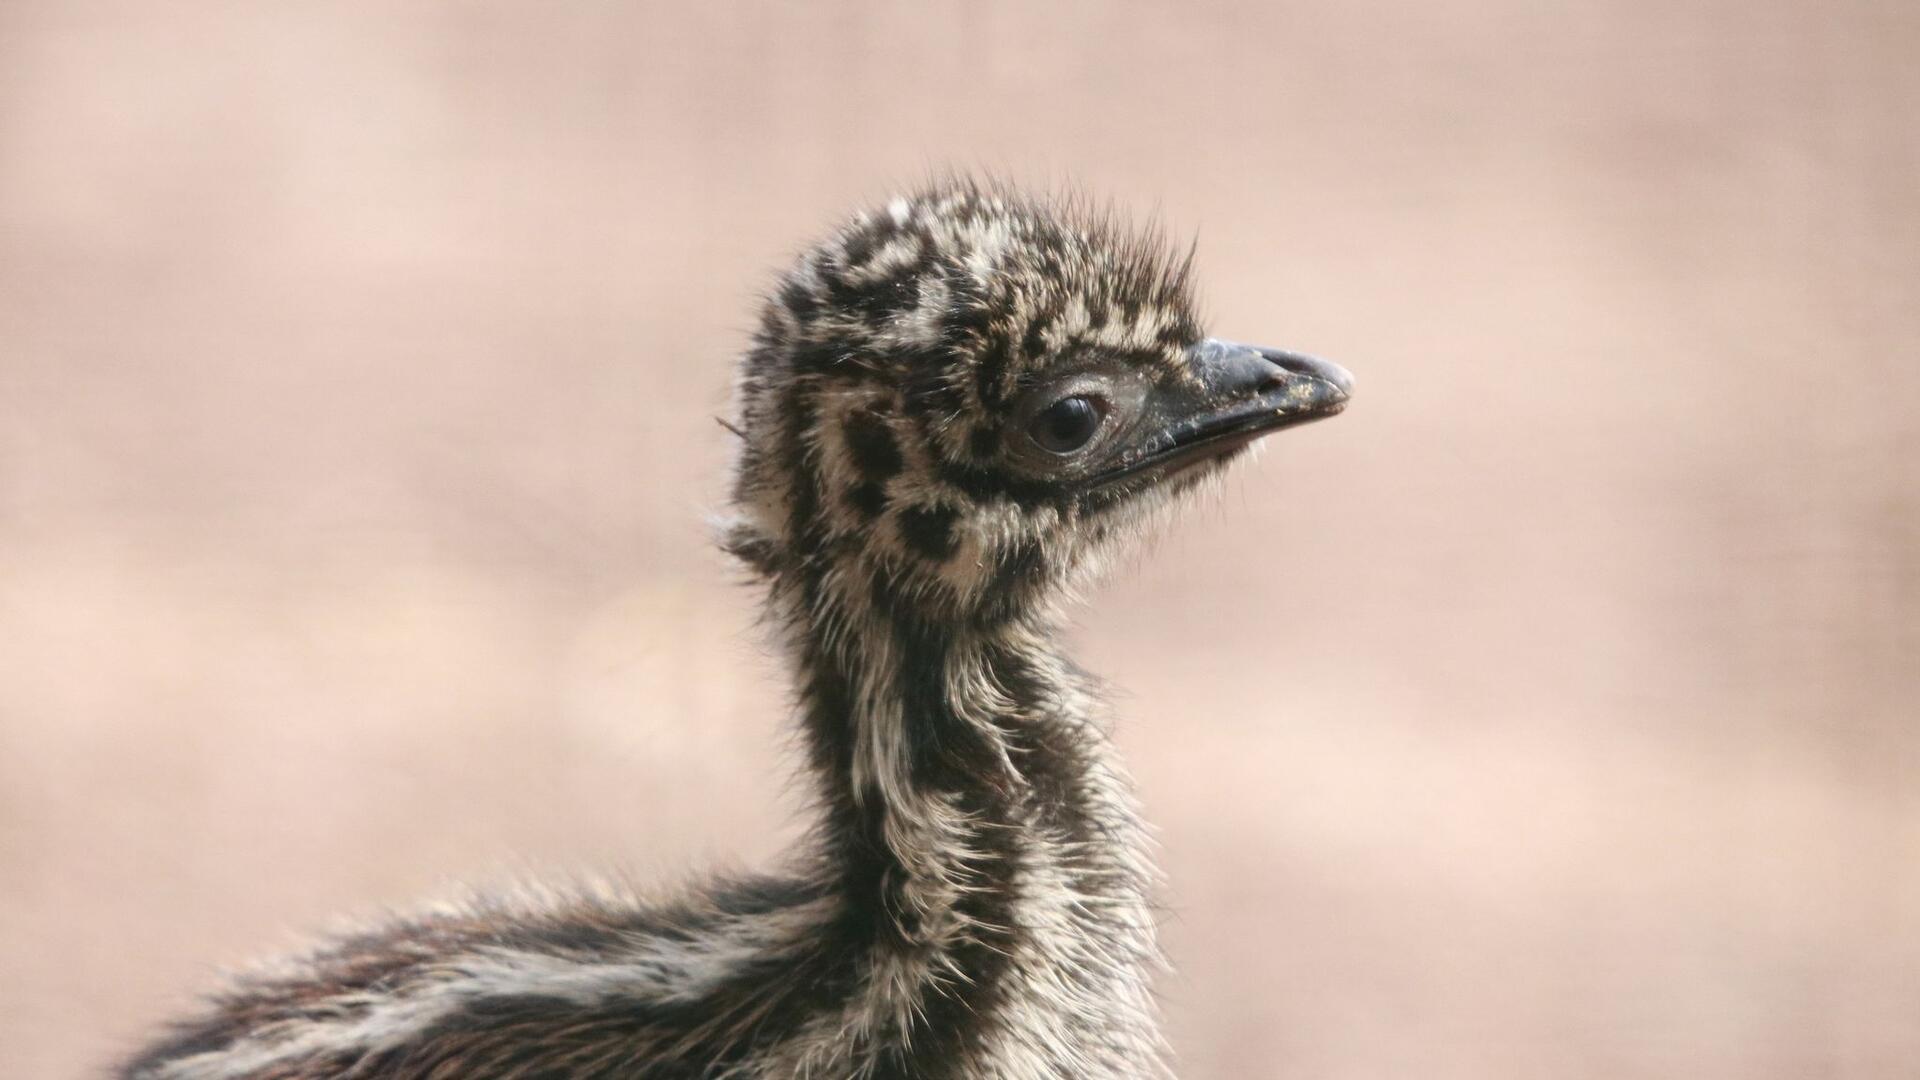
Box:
[2,1,1917,1076]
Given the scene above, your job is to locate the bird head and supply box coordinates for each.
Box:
[722,179,1351,626]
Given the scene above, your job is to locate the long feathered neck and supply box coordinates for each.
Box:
[756,542,1166,1076]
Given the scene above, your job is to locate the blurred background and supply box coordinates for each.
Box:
[2,1,1916,1076]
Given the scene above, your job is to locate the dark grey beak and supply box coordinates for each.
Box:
[1186,339,1353,414]
[1089,339,1352,489]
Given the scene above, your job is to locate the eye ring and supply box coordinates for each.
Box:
[1028,394,1107,454]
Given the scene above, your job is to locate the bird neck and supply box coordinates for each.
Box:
[789,587,1148,896]
[771,567,1163,1064]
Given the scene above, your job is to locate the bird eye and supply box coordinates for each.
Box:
[1028,395,1106,454]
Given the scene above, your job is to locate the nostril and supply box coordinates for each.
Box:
[1258,348,1319,380]
[1189,341,1284,397]
[1186,338,1354,399]
[1257,347,1355,397]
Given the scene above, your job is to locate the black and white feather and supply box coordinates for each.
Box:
[120,177,1351,1080]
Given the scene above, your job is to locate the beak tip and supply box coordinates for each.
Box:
[1326,364,1356,399]
[1268,349,1354,402]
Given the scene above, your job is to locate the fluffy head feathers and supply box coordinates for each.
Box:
[723,179,1213,622]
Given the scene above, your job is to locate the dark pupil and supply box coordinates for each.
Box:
[1031,396,1103,453]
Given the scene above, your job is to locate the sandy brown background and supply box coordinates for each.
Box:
[3,1,1917,1076]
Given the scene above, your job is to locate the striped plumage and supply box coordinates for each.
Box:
[121,178,1352,1079]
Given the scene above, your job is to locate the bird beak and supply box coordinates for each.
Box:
[1090,339,1353,489]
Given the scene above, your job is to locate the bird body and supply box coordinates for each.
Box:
[122,179,1351,1079]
